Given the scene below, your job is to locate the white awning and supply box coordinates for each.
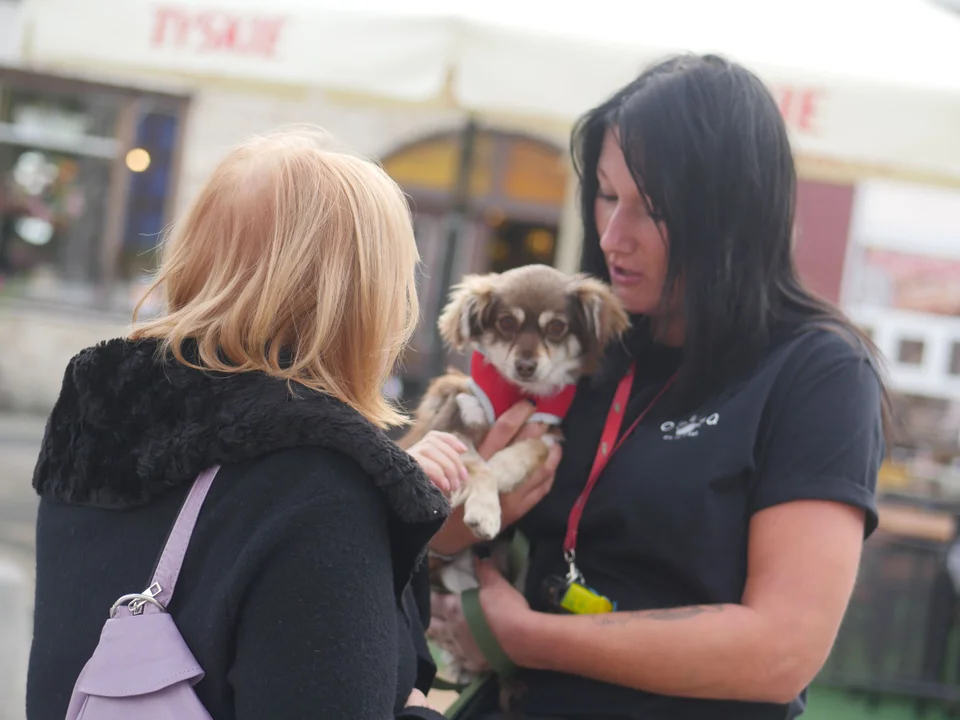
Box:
[18,0,960,181]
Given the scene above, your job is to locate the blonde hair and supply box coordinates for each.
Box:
[130,127,419,429]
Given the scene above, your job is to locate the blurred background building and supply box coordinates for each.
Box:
[1,0,960,716]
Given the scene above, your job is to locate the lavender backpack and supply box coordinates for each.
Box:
[64,466,220,720]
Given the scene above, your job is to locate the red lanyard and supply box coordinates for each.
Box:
[562,362,678,582]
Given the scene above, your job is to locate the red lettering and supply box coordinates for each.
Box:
[251,18,285,58]
[777,87,795,123]
[151,6,189,47]
[217,17,239,52]
[149,6,285,58]
[796,89,819,133]
[196,13,240,53]
[771,84,821,135]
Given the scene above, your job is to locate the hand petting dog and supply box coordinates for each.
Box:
[407,431,470,497]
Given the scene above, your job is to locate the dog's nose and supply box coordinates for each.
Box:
[515,358,538,379]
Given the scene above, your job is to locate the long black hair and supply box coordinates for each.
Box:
[573,54,892,436]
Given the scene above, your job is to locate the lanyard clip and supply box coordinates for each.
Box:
[564,549,584,585]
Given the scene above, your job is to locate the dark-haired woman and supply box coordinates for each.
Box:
[427,54,888,720]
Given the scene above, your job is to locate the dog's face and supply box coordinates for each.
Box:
[438,264,630,395]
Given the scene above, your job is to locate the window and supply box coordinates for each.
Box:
[897,339,926,366]
[0,69,187,311]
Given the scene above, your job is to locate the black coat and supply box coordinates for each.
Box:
[27,338,450,720]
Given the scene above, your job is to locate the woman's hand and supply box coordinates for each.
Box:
[428,401,563,555]
[476,403,563,529]
[474,558,537,666]
[407,431,469,497]
[405,688,433,710]
[427,559,537,675]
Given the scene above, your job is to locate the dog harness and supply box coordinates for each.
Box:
[467,351,577,426]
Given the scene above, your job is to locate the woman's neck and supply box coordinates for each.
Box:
[649,313,685,347]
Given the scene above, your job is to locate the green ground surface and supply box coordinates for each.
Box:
[807,686,955,719]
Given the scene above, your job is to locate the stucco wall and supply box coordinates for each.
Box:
[0,303,127,413]
[175,87,469,214]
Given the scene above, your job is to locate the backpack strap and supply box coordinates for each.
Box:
[149,466,220,609]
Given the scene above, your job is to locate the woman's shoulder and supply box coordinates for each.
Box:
[219,445,444,595]
[229,445,388,498]
[752,321,885,429]
[35,337,448,590]
[724,320,884,426]
[769,321,881,384]
[225,445,430,523]
[220,447,399,553]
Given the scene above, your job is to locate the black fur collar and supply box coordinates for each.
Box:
[33,338,449,530]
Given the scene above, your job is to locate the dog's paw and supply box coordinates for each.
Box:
[464,511,501,541]
[463,499,502,540]
[447,487,466,508]
[456,393,488,428]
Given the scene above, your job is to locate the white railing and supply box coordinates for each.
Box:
[848,305,960,401]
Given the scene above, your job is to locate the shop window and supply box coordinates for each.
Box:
[897,338,926,366]
[120,109,181,280]
[0,146,109,289]
[0,71,187,311]
[0,85,118,296]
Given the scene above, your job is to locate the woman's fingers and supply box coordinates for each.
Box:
[514,421,549,442]
[477,401,536,460]
[407,431,471,495]
[501,441,562,526]
[418,457,450,494]
[428,435,470,485]
[431,431,469,454]
[429,446,466,493]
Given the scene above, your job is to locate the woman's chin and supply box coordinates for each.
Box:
[612,286,657,316]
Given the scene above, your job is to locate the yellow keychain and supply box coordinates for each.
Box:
[558,582,616,615]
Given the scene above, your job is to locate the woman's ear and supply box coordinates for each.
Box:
[569,274,631,365]
[437,274,499,352]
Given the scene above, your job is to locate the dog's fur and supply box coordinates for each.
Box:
[401,264,629,542]
[399,264,629,690]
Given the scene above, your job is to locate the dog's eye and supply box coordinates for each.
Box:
[545,319,567,338]
[496,315,519,333]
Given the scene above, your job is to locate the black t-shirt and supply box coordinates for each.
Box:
[516,323,884,719]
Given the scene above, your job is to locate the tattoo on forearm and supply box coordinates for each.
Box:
[593,604,729,625]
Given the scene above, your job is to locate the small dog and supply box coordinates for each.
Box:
[400,265,629,687]
[402,263,630,542]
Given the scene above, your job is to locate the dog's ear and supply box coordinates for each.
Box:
[569,274,630,366]
[437,274,499,351]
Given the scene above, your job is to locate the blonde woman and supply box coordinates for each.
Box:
[27,129,452,719]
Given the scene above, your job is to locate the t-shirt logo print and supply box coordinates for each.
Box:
[660,413,719,440]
